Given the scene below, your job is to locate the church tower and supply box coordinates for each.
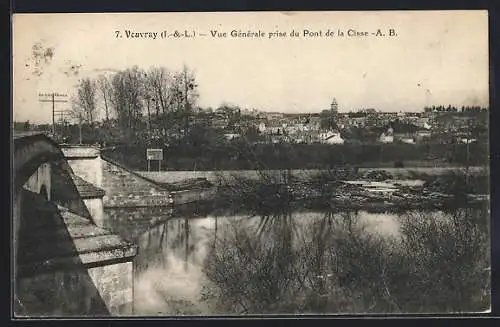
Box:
[330,98,338,113]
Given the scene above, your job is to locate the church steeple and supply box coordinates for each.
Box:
[330,98,338,113]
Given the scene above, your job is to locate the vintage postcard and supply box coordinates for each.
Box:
[12,11,490,317]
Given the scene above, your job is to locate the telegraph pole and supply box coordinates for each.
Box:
[54,109,72,138]
[38,92,68,136]
[79,113,83,145]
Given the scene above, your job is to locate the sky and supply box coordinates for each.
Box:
[12,11,489,124]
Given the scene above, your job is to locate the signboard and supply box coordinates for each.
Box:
[146,148,163,161]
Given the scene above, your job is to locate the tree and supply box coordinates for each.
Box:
[171,65,199,140]
[97,74,112,122]
[242,125,262,143]
[72,77,98,125]
[110,66,146,142]
[320,110,338,130]
[143,66,175,141]
[217,104,242,130]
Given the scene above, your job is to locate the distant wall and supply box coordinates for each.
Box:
[136,170,291,185]
[136,166,488,185]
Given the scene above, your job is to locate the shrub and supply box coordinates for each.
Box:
[201,208,490,314]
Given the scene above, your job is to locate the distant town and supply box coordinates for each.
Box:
[13,99,489,147]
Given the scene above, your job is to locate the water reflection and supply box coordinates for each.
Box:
[103,204,489,315]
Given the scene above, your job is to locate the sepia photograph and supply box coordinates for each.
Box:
[12,11,490,317]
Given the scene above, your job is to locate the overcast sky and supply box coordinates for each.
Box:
[13,11,489,124]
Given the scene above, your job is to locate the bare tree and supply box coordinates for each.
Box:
[109,66,146,141]
[145,66,173,116]
[143,66,176,141]
[172,65,199,138]
[97,74,112,122]
[71,77,98,125]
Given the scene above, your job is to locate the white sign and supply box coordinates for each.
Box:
[146,148,163,161]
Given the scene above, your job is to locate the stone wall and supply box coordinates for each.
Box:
[88,262,134,315]
[66,157,102,188]
[13,191,22,275]
[16,262,133,317]
[84,198,104,227]
[15,191,137,317]
[61,146,100,158]
[16,267,110,317]
[137,166,489,185]
[100,159,171,207]
[136,170,291,185]
[24,162,51,200]
[63,147,171,208]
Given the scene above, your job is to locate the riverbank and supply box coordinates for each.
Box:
[160,167,489,212]
[215,178,489,214]
[137,166,488,185]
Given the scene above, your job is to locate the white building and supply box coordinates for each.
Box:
[401,137,416,144]
[379,127,394,143]
[224,133,241,140]
[258,122,266,133]
[320,131,344,144]
[459,138,477,144]
[379,134,394,143]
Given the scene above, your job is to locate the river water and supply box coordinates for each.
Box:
[102,205,489,315]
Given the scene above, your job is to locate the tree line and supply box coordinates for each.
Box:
[423,105,488,113]
[70,65,199,145]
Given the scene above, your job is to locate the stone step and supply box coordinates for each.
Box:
[19,234,130,264]
[20,224,111,248]
[17,200,137,277]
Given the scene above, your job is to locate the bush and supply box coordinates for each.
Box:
[201,207,490,314]
[423,170,490,195]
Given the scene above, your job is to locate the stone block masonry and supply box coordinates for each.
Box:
[16,193,137,317]
[62,146,171,208]
[88,262,134,315]
[16,262,134,316]
[100,158,171,208]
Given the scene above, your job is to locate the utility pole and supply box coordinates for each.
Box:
[38,92,68,137]
[54,109,72,140]
[78,113,82,145]
[465,119,473,186]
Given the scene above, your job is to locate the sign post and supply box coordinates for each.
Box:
[146,148,163,172]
